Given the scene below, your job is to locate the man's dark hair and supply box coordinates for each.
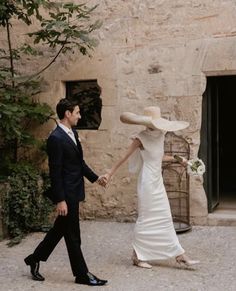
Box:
[56,98,79,120]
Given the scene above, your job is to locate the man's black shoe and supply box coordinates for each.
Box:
[75,272,107,286]
[24,254,45,281]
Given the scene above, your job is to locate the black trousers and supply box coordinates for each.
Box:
[32,203,88,277]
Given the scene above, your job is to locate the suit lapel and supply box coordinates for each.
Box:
[73,129,83,155]
[56,126,81,154]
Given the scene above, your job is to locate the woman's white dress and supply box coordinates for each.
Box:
[130,129,184,261]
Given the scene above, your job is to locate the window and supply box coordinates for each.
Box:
[66,80,102,129]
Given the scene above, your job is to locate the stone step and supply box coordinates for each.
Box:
[207,209,236,226]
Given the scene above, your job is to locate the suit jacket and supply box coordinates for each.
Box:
[46,126,98,204]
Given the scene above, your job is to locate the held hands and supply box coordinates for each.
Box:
[96,175,108,187]
[104,172,112,185]
[96,171,112,188]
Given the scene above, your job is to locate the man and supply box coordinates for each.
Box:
[24,98,107,286]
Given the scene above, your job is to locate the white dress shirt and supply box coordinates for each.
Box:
[59,123,77,145]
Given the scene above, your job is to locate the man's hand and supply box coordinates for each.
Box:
[56,201,68,216]
[96,175,108,187]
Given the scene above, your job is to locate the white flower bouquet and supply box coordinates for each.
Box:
[174,155,206,176]
[186,158,205,176]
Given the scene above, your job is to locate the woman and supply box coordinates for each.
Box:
[105,106,199,269]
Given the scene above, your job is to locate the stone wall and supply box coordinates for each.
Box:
[1,0,236,224]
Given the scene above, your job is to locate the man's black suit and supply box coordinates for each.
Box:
[32,126,98,277]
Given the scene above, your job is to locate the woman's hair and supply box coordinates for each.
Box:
[56,98,79,120]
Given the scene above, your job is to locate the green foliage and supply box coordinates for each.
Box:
[0,1,102,73]
[28,2,102,56]
[0,82,52,138]
[2,163,53,246]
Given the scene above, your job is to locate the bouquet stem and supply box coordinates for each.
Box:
[174,155,185,163]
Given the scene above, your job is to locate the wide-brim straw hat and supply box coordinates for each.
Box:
[120,106,189,132]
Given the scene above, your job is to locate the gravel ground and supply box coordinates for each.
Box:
[0,221,235,291]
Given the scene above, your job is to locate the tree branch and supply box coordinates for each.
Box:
[6,19,14,88]
[28,40,67,80]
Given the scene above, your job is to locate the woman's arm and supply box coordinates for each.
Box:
[162,155,176,162]
[162,154,187,165]
[105,138,142,182]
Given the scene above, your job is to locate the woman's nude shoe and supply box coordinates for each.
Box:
[132,253,152,269]
[176,254,200,267]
